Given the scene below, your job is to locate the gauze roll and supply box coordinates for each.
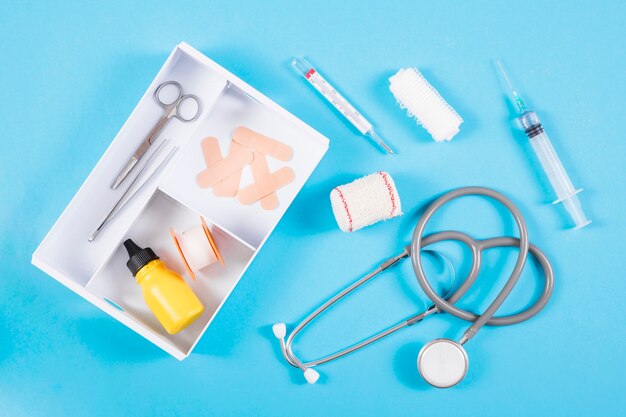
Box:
[389,68,463,142]
[330,171,402,232]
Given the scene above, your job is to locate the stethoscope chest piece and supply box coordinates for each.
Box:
[417,339,468,388]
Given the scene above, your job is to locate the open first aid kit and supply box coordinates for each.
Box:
[32,43,329,360]
[30,37,584,387]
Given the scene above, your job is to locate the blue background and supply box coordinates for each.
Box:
[1,1,625,416]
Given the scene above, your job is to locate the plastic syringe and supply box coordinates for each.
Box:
[497,59,591,229]
[291,57,394,154]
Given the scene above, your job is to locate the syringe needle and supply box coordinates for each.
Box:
[496,58,515,94]
[496,58,527,113]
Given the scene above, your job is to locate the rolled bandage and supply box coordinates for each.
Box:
[170,216,225,280]
[330,171,402,233]
[389,68,463,142]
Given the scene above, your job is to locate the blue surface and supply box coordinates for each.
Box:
[1,1,625,415]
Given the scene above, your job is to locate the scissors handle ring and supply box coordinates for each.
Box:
[173,94,202,122]
[154,80,184,107]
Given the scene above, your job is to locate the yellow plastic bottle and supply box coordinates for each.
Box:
[124,239,204,334]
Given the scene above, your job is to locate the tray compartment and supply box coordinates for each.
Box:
[86,189,255,354]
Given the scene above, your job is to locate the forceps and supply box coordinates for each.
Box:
[112,81,201,189]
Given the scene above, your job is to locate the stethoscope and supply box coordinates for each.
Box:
[272,187,554,388]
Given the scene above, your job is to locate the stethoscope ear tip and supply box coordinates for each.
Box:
[272,322,319,384]
[272,323,287,339]
[303,368,320,384]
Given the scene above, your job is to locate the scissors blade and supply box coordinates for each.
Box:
[111,112,171,189]
[90,140,170,241]
[111,156,139,189]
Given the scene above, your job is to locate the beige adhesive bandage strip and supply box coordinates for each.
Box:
[213,142,247,197]
[250,152,279,210]
[237,167,295,205]
[233,126,294,161]
[213,170,243,197]
[199,136,236,195]
[196,147,253,188]
[201,137,222,167]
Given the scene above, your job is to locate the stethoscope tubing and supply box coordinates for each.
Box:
[278,186,554,371]
[410,187,554,342]
[280,249,411,369]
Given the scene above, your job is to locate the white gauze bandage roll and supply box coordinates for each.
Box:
[330,171,402,233]
[389,68,463,142]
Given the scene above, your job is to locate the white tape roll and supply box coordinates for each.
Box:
[178,226,218,272]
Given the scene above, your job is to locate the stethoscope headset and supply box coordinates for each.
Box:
[272,187,554,388]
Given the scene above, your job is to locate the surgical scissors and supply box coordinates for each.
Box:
[112,81,201,189]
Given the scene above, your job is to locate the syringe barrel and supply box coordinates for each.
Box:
[520,111,578,202]
[518,111,590,228]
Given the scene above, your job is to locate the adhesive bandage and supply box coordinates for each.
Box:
[196,146,253,188]
[199,137,242,197]
[200,136,222,167]
[233,126,294,161]
[330,171,402,233]
[250,152,279,210]
[237,167,296,205]
[170,217,224,280]
[389,68,463,142]
[195,127,295,210]
[213,142,247,197]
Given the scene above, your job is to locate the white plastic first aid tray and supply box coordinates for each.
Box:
[31,43,329,359]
